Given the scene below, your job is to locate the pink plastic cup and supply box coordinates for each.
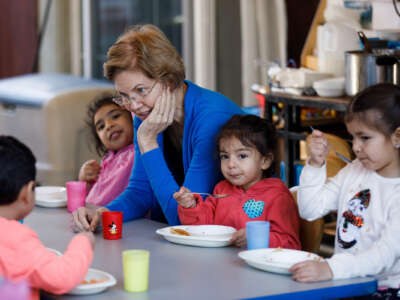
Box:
[66,181,86,213]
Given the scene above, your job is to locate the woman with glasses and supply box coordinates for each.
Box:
[72,24,243,231]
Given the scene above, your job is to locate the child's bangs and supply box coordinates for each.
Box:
[218,129,257,150]
[345,109,391,136]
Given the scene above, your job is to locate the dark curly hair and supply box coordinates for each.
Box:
[217,114,277,178]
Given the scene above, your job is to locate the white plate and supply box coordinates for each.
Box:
[156,225,236,247]
[35,186,67,208]
[47,248,62,256]
[67,268,116,295]
[35,197,67,208]
[238,248,324,274]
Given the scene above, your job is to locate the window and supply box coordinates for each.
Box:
[87,0,182,79]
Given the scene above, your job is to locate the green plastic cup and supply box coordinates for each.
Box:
[122,250,150,292]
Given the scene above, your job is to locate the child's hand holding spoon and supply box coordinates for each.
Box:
[309,126,351,165]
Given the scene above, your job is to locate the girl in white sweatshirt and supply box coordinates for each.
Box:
[290,83,400,299]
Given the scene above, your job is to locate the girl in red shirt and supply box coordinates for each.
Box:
[174,114,300,249]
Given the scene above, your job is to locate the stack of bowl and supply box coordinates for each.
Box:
[35,186,67,208]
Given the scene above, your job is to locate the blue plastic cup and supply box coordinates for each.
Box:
[246,221,270,250]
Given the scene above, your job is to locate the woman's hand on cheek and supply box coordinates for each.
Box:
[137,86,176,154]
[290,261,333,282]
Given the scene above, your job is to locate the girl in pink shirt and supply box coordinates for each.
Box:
[0,136,95,300]
[79,94,135,206]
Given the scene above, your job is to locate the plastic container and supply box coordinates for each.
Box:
[372,0,400,30]
[343,0,372,28]
[324,1,362,27]
[273,68,332,88]
[317,22,360,76]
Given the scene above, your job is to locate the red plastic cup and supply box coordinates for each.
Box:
[66,181,86,213]
[102,211,123,240]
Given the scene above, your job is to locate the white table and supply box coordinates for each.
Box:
[25,207,377,299]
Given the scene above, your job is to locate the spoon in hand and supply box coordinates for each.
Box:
[309,126,351,164]
[183,192,229,199]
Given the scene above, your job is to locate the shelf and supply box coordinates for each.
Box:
[302,117,343,127]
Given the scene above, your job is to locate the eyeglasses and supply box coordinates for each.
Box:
[113,81,157,107]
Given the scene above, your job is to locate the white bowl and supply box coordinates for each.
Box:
[313,87,345,97]
[313,77,345,97]
[35,186,66,200]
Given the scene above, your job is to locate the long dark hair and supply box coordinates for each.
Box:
[217,114,277,178]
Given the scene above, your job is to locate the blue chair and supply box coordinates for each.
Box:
[0,277,30,300]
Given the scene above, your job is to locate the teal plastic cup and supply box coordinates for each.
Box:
[246,221,270,250]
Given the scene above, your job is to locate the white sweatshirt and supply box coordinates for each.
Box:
[298,159,400,288]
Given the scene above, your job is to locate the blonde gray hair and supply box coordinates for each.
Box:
[103,24,185,89]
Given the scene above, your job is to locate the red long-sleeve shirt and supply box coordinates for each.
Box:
[178,178,301,250]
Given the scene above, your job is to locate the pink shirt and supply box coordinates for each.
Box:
[0,217,93,300]
[86,144,135,206]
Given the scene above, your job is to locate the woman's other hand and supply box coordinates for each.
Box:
[230,228,247,248]
[308,130,330,167]
[137,87,175,153]
[173,186,197,208]
[290,260,333,282]
[78,160,101,183]
[71,205,109,232]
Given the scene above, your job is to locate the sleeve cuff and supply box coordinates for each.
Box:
[300,160,327,184]
[326,254,354,280]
